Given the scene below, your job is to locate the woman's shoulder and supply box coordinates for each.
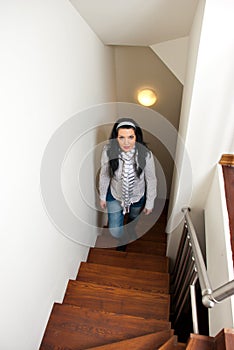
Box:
[143,148,153,157]
[101,144,111,160]
[145,149,154,162]
[148,149,153,156]
[102,144,109,152]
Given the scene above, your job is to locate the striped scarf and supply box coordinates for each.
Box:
[120,147,136,214]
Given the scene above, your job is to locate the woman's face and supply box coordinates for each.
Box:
[117,128,136,152]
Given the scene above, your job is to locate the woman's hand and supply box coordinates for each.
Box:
[143,208,153,215]
[100,200,107,209]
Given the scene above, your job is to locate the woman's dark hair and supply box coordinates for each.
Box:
[107,118,150,177]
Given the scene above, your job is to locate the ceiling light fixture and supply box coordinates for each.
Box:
[137,88,157,107]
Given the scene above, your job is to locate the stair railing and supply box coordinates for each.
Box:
[170,207,234,334]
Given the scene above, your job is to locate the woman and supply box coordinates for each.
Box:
[99,117,157,248]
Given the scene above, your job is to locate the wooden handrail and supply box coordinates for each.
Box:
[219,154,234,166]
[220,153,234,269]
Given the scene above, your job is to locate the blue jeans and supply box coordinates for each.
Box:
[106,187,145,240]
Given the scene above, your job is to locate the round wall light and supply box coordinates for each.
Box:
[137,88,157,107]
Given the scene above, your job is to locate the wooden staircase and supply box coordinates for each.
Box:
[39,208,234,349]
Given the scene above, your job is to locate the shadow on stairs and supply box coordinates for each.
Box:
[39,208,186,349]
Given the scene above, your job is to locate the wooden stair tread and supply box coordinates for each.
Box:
[158,335,178,349]
[215,328,234,350]
[176,343,187,349]
[126,239,167,255]
[87,248,169,272]
[84,330,174,349]
[139,224,167,242]
[78,262,169,294]
[186,333,214,349]
[95,220,167,248]
[63,280,170,320]
[40,209,179,350]
[159,335,186,349]
[159,335,175,349]
[39,303,171,350]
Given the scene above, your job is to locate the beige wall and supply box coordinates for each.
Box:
[114,46,183,197]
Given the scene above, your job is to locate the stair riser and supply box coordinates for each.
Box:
[126,242,167,255]
[84,330,174,350]
[87,249,169,272]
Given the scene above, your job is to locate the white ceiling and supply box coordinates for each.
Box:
[70,0,199,46]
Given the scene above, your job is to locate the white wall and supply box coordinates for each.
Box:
[205,165,234,336]
[167,0,234,261]
[150,36,189,84]
[167,0,206,258]
[0,1,116,349]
